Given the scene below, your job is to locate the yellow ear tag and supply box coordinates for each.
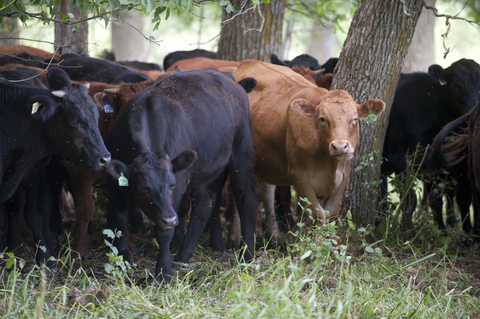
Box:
[365,110,377,124]
[118,172,129,187]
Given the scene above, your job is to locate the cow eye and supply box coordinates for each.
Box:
[78,120,87,128]
[351,119,358,126]
[319,117,325,123]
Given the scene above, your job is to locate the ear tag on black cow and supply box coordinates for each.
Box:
[118,172,129,187]
[104,103,114,114]
[365,110,377,124]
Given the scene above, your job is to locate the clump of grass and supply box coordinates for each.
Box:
[0,198,479,318]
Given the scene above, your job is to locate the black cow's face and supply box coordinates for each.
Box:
[123,151,197,230]
[429,59,480,115]
[40,68,111,170]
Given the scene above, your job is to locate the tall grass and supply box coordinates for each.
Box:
[0,213,478,318]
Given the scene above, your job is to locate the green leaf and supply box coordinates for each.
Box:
[348,220,355,230]
[365,245,374,253]
[39,245,47,253]
[165,7,170,20]
[365,110,377,124]
[6,258,14,269]
[104,263,114,274]
[347,210,352,220]
[67,12,74,19]
[374,247,382,255]
[103,229,115,239]
[300,250,312,260]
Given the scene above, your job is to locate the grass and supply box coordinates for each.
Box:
[0,208,479,319]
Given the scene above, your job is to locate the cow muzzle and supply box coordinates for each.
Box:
[99,153,112,167]
[329,140,353,161]
[158,215,179,230]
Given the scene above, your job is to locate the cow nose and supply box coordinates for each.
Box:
[161,215,178,229]
[331,141,349,152]
[99,154,111,166]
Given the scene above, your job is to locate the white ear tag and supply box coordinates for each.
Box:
[31,102,43,114]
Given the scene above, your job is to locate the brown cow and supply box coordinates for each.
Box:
[0,45,61,60]
[166,57,240,71]
[233,60,385,238]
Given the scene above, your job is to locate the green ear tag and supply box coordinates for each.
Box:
[365,110,377,124]
[118,172,129,187]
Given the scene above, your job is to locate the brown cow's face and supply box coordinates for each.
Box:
[290,90,385,161]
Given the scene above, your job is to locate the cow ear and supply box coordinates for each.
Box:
[28,95,57,122]
[237,77,257,93]
[47,68,72,89]
[290,98,316,117]
[105,159,129,181]
[172,150,198,173]
[270,54,288,67]
[428,64,447,85]
[93,92,116,113]
[358,99,385,119]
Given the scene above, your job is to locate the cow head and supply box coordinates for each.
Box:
[35,68,111,170]
[106,151,197,230]
[289,90,385,161]
[428,59,480,115]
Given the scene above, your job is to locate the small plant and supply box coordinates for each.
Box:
[102,229,136,277]
[287,197,351,267]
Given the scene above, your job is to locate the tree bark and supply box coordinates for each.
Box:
[331,0,424,226]
[55,2,88,55]
[112,10,146,61]
[217,0,286,62]
[402,0,435,73]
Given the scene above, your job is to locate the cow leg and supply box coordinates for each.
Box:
[227,200,241,248]
[209,192,227,251]
[69,170,94,259]
[5,189,25,251]
[276,186,294,230]
[23,164,56,267]
[261,181,281,241]
[49,178,65,234]
[170,194,190,251]
[106,179,132,263]
[154,226,175,282]
[324,161,350,219]
[174,186,217,264]
[455,172,475,244]
[424,181,446,230]
[293,175,326,222]
[129,203,144,234]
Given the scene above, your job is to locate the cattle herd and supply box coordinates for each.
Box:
[0,45,478,282]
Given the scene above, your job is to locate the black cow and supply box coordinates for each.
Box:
[105,68,258,281]
[163,49,217,71]
[426,106,479,243]
[381,58,480,231]
[0,52,54,69]
[270,54,338,81]
[117,61,163,71]
[58,53,153,84]
[0,68,111,264]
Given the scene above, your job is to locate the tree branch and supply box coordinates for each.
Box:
[424,1,479,58]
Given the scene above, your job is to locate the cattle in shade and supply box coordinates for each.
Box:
[425,106,479,243]
[233,60,385,238]
[0,45,61,60]
[381,59,480,230]
[105,68,258,281]
[0,51,54,69]
[57,53,153,84]
[0,68,111,264]
[163,49,217,71]
[117,60,163,71]
[166,57,240,72]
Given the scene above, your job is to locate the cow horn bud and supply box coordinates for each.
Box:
[51,90,66,98]
[104,88,120,94]
[313,68,325,77]
[31,102,43,114]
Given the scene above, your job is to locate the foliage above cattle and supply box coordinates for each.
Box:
[0,0,269,32]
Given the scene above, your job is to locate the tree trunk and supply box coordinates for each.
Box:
[331,0,424,226]
[306,21,334,65]
[55,2,88,55]
[112,10,146,61]
[217,0,286,62]
[402,0,435,73]
[0,18,19,46]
